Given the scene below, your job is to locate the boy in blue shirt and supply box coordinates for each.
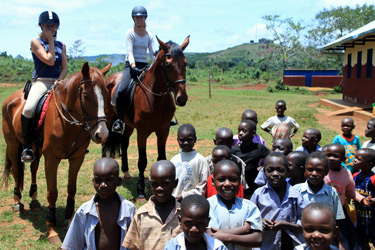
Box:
[332,117,361,173]
[207,160,263,250]
[353,148,375,249]
[164,194,228,250]
[251,152,306,250]
[62,158,136,250]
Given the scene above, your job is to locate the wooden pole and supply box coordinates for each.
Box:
[208,71,211,99]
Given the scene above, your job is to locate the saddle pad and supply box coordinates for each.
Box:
[35,91,53,130]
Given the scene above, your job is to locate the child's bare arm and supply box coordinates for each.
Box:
[262,127,272,135]
[209,222,251,235]
[208,226,262,248]
[290,129,298,137]
[272,220,301,232]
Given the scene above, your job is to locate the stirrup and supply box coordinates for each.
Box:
[170,120,178,127]
[21,148,34,163]
[112,119,124,133]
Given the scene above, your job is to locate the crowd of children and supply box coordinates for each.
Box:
[61,100,375,250]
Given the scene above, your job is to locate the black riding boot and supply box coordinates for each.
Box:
[21,114,35,163]
[112,97,124,133]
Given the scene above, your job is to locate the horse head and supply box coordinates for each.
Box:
[156,36,189,106]
[78,62,112,144]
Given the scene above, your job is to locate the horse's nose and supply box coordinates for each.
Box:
[176,95,188,106]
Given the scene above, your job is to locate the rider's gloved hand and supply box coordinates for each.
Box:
[131,66,142,79]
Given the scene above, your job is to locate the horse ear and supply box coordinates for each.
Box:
[101,63,112,76]
[81,62,90,77]
[180,35,190,51]
[156,36,168,52]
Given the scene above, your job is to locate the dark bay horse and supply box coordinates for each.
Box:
[104,36,189,199]
[1,62,111,243]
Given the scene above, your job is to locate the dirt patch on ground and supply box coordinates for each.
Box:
[309,91,368,136]
[0,83,22,87]
[221,84,267,91]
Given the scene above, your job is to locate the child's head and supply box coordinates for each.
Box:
[177,124,197,152]
[302,128,321,148]
[301,202,336,250]
[287,151,307,180]
[341,117,355,136]
[322,144,346,171]
[92,158,121,201]
[264,152,289,188]
[305,152,329,187]
[271,138,293,156]
[365,118,375,139]
[353,148,375,173]
[238,120,256,143]
[275,100,287,117]
[150,160,178,204]
[213,160,241,201]
[179,194,210,244]
[214,127,233,148]
[211,145,232,167]
[241,109,258,124]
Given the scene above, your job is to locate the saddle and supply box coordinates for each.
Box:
[33,89,53,131]
[122,70,146,123]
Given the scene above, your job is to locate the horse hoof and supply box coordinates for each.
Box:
[48,234,62,245]
[29,200,41,211]
[123,172,132,182]
[13,203,24,212]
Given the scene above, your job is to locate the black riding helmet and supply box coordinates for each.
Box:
[132,6,147,18]
[38,11,60,27]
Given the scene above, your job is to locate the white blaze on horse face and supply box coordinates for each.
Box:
[92,85,108,144]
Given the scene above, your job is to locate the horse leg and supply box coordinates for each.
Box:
[155,127,170,161]
[7,143,25,212]
[121,124,134,181]
[64,156,85,220]
[29,155,41,211]
[136,131,150,200]
[44,157,62,245]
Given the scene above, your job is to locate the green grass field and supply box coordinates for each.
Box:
[0,83,357,249]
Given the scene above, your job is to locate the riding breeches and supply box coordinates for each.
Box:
[22,78,55,118]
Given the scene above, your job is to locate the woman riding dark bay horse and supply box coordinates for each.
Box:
[104,36,189,199]
[1,62,111,244]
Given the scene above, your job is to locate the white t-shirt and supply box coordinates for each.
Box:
[125,28,155,65]
[170,150,209,198]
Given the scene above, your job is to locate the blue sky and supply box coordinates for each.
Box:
[1,0,374,59]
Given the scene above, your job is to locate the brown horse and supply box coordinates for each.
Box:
[104,36,189,199]
[1,62,111,243]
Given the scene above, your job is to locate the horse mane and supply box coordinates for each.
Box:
[154,40,184,59]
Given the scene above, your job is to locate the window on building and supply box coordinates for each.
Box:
[367,48,373,78]
[357,51,362,78]
[347,54,351,78]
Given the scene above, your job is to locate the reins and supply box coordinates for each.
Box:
[52,78,107,158]
[136,51,186,97]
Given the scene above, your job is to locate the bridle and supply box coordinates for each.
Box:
[53,78,107,158]
[162,53,186,90]
[54,79,107,131]
[137,51,186,96]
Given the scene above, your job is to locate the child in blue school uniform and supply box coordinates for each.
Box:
[251,152,306,250]
[164,194,228,250]
[352,148,375,249]
[207,160,263,250]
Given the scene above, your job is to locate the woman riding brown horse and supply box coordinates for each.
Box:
[1,62,111,244]
[104,36,189,199]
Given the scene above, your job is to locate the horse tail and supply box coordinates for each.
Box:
[102,130,122,158]
[0,143,24,191]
